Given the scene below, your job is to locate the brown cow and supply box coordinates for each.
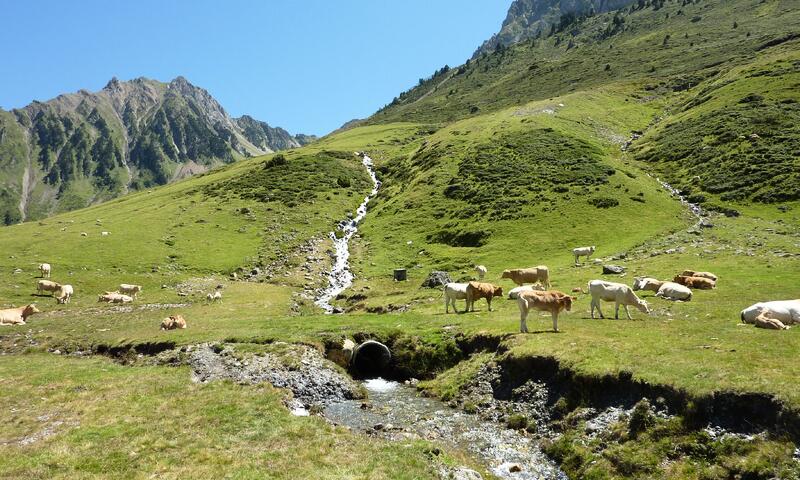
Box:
[517,290,573,333]
[501,266,550,288]
[681,270,718,282]
[673,275,715,290]
[161,315,187,330]
[466,281,503,312]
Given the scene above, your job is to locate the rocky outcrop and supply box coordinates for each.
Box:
[235,115,315,152]
[0,76,307,223]
[474,0,636,57]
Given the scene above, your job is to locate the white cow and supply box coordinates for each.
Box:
[572,246,596,265]
[632,278,692,301]
[589,280,650,320]
[474,265,487,280]
[55,284,74,304]
[741,300,800,329]
[507,284,545,300]
[39,263,51,278]
[207,291,223,303]
[444,282,469,313]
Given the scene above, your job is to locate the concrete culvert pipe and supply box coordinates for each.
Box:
[351,340,391,378]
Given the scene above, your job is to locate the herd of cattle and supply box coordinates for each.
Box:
[1,254,798,332]
[0,263,222,329]
[444,250,799,332]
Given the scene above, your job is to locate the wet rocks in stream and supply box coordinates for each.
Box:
[187,343,364,409]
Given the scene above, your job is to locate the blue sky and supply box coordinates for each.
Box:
[0,1,509,135]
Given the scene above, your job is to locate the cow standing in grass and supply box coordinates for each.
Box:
[465,281,503,312]
[39,263,51,278]
[589,280,650,320]
[517,290,573,333]
[572,246,595,265]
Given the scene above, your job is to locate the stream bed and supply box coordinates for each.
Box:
[324,378,567,480]
[315,153,381,313]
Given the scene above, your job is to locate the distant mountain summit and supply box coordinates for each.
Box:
[0,76,312,223]
[475,0,635,56]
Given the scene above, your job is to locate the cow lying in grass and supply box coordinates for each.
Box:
[0,304,40,326]
[589,280,650,320]
[681,270,718,282]
[633,278,692,301]
[741,300,800,330]
[161,315,187,330]
[466,281,503,312]
[517,290,573,333]
[673,275,716,290]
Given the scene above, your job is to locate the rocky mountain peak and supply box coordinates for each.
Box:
[474,0,636,57]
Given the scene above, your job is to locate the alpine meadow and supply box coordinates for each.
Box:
[1,1,799,479]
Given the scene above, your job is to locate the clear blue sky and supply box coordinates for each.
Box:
[0,1,509,136]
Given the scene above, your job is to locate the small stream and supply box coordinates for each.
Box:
[324,379,568,480]
[315,153,381,313]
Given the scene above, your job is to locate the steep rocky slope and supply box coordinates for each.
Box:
[0,76,310,223]
[474,0,636,57]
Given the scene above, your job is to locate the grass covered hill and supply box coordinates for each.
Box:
[1,0,800,477]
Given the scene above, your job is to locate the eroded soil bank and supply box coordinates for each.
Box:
[16,331,800,479]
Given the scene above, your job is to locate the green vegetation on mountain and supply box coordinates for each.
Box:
[1,0,800,477]
[0,76,312,224]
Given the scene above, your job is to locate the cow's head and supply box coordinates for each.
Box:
[492,286,503,298]
[637,299,651,314]
[500,270,511,279]
[563,296,574,312]
[23,304,40,316]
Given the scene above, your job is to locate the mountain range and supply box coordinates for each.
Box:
[0,76,313,223]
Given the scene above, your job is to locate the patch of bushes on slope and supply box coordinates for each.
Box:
[201,151,371,206]
[427,227,491,248]
[635,100,800,204]
[443,128,613,217]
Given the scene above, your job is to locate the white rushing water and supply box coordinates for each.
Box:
[315,153,381,313]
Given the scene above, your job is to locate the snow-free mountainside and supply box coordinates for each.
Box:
[1,0,799,478]
[0,76,314,224]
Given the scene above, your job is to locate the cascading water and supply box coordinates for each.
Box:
[324,379,568,480]
[315,153,381,313]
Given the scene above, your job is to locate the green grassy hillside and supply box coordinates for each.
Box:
[2,0,800,477]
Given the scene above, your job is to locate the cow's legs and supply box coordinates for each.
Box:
[487,298,492,312]
[552,311,559,332]
[445,296,450,313]
[624,305,633,320]
[614,303,620,320]
[520,310,529,333]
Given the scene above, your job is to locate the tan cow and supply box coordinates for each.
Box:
[517,290,573,333]
[98,293,134,304]
[37,280,62,296]
[673,275,715,290]
[681,270,718,282]
[0,304,40,326]
[753,311,790,330]
[465,281,503,312]
[161,315,187,330]
[501,266,550,288]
